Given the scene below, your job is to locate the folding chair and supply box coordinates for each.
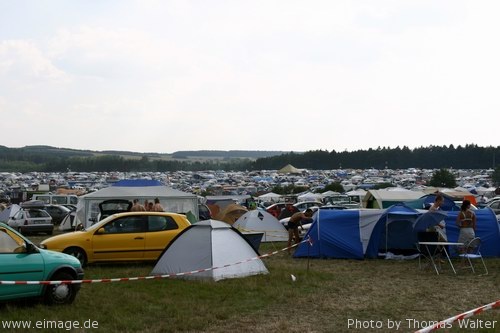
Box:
[459,237,488,275]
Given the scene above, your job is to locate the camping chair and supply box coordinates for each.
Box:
[458,237,488,275]
[416,231,442,273]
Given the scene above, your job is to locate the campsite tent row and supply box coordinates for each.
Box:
[294,204,500,259]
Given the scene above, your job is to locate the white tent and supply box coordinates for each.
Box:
[257,192,282,203]
[0,204,21,223]
[297,192,323,202]
[233,210,288,242]
[151,220,268,281]
[277,164,302,174]
[76,185,198,228]
[58,211,77,232]
[321,190,340,198]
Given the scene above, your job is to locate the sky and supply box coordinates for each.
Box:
[0,0,499,154]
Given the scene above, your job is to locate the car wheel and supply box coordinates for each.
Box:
[44,271,77,305]
[17,227,23,234]
[63,247,87,266]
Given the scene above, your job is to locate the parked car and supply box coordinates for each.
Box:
[265,203,287,218]
[7,201,53,235]
[89,199,133,224]
[0,222,84,305]
[40,211,191,265]
[484,198,500,215]
[44,204,72,225]
[293,201,323,212]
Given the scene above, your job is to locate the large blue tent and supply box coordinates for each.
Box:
[294,205,500,259]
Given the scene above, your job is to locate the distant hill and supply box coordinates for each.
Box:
[171,150,287,160]
[1,146,287,161]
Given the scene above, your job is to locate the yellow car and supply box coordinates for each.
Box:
[39,212,191,265]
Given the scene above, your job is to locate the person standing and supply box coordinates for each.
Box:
[287,209,313,254]
[152,197,164,212]
[428,194,447,241]
[456,200,476,250]
[130,199,146,212]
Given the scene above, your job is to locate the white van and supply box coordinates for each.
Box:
[31,194,79,206]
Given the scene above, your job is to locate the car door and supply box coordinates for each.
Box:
[91,215,146,261]
[489,201,500,214]
[0,228,44,299]
[8,210,24,229]
[143,215,181,260]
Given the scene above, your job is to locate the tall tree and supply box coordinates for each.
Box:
[429,169,457,187]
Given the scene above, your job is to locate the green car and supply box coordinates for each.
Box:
[0,222,84,305]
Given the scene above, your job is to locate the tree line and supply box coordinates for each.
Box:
[0,144,499,174]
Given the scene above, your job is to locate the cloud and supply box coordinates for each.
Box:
[0,40,68,83]
[0,1,499,152]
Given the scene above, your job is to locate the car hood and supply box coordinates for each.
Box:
[40,230,90,246]
[38,248,82,268]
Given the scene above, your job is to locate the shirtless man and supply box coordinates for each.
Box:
[287,209,314,254]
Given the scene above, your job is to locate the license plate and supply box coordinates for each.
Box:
[33,220,49,224]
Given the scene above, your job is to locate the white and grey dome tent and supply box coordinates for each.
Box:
[151,219,269,281]
[233,210,288,242]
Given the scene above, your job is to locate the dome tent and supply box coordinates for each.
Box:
[151,220,268,281]
[234,210,288,242]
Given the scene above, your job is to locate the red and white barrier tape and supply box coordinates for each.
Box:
[415,300,500,333]
[0,237,312,286]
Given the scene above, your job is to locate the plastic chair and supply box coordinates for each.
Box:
[459,237,488,275]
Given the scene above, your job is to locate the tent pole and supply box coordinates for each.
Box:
[317,208,321,256]
[385,215,388,256]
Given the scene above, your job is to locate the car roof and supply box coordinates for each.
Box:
[20,200,46,209]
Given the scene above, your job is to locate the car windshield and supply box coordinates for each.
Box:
[84,214,124,232]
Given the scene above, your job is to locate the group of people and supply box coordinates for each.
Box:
[428,194,477,252]
[130,198,164,212]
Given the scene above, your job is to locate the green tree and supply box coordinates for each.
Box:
[429,169,457,187]
[322,182,344,193]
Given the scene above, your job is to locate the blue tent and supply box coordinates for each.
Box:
[405,193,459,211]
[295,204,422,259]
[294,205,500,259]
[113,179,162,187]
[441,208,500,257]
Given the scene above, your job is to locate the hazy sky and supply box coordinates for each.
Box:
[1,0,499,153]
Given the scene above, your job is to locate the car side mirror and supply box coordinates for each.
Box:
[96,228,105,235]
[16,242,37,254]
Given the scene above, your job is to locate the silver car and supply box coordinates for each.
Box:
[8,206,54,235]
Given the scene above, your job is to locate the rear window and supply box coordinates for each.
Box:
[26,209,51,218]
[148,216,178,231]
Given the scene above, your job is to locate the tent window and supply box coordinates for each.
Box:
[148,216,178,232]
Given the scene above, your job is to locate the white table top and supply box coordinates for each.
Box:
[418,241,464,246]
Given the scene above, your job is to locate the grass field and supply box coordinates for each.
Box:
[1,237,499,333]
